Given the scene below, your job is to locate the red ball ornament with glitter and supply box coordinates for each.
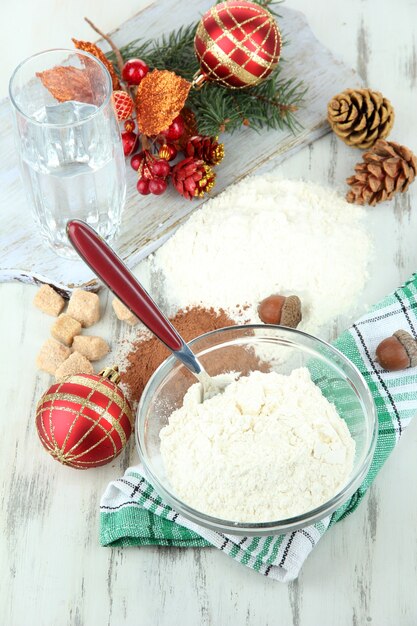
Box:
[194,0,281,89]
[35,367,133,469]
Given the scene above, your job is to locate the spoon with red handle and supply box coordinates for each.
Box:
[67,220,226,400]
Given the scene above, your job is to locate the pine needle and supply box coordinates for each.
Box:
[106,1,305,136]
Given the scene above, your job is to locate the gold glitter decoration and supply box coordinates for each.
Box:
[136,69,191,136]
[37,66,95,104]
[211,143,224,165]
[195,164,216,197]
[72,38,121,90]
[194,1,281,89]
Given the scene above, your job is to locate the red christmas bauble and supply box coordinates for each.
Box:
[151,159,171,178]
[149,178,168,195]
[124,119,135,133]
[35,367,133,469]
[122,58,149,85]
[161,114,185,141]
[137,178,150,195]
[159,143,178,162]
[130,152,143,171]
[121,131,138,156]
[194,0,281,89]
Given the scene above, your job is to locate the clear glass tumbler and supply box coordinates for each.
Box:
[9,49,126,258]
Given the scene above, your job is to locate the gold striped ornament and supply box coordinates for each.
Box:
[135,2,281,137]
[194,0,281,89]
[35,367,133,469]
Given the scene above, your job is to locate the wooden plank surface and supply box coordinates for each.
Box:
[1,0,417,625]
[0,0,361,293]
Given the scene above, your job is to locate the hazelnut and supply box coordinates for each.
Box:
[375,330,417,371]
[258,294,302,328]
[258,295,285,324]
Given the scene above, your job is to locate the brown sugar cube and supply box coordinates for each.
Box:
[55,351,94,382]
[51,314,82,346]
[72,335,110,361]
[67,289,100,327]
[112,298,138,326]
[33,284,65,316]
[36,338,71,375]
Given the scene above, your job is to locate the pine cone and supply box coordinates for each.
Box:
[346,139,417,206]
[327,88,394,149]
[185,135,225,166]
[172,157,215,200]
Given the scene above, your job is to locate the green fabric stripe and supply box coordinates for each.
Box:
[328,325,398,526]
[252,536,273,571]
[266,535,286,565]
[228,543,241,559]
[240,537,261,565]
[100,273,417,576]
[401,280,417,305]
[314,520,327,534]
[100,510,210,548]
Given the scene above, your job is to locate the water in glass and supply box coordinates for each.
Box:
[9,50,126,258]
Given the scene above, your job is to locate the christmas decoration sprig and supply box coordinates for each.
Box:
[37,1,305,202]
[107,4,306,135]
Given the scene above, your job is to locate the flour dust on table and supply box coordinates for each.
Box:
[144,176,372,333]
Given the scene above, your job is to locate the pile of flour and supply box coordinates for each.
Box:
[146,176,371,332]
[160,368,355,522]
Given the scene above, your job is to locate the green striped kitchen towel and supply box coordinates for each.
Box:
[100,273,417,582]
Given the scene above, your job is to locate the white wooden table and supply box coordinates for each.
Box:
[1,1,417,624]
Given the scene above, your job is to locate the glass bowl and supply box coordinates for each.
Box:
[136,325,377,535]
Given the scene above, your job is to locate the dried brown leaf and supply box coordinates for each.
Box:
[37,65,94,103]
[72,39,121,90]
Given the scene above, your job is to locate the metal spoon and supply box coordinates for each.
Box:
[67,220,230,401]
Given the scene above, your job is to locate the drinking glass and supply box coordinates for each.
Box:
[9,49,126,258]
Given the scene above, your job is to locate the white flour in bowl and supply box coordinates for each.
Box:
[160,367,355,522]
[146,177,371,333]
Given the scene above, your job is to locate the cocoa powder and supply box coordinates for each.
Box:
[120,306,266,404]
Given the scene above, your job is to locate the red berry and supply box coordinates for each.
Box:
[130,153,143,171]
[124,119,135,132]
[152,159,171,178]
[137,178,150,195]
[121,131,138,157]
[149,178,168,195]
[159,143,178,161]
[162,115,185,141]
[122,59,149,85]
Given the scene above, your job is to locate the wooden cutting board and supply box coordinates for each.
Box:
[0,0,361,294]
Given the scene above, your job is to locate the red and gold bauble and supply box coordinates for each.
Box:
[159,143,178,161]
[35,367,133,469]
[194,0,281,89]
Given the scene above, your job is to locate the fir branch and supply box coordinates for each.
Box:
[106,3,306,136]
[111,24,198,80]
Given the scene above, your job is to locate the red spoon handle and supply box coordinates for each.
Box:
[67,220,183,352]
